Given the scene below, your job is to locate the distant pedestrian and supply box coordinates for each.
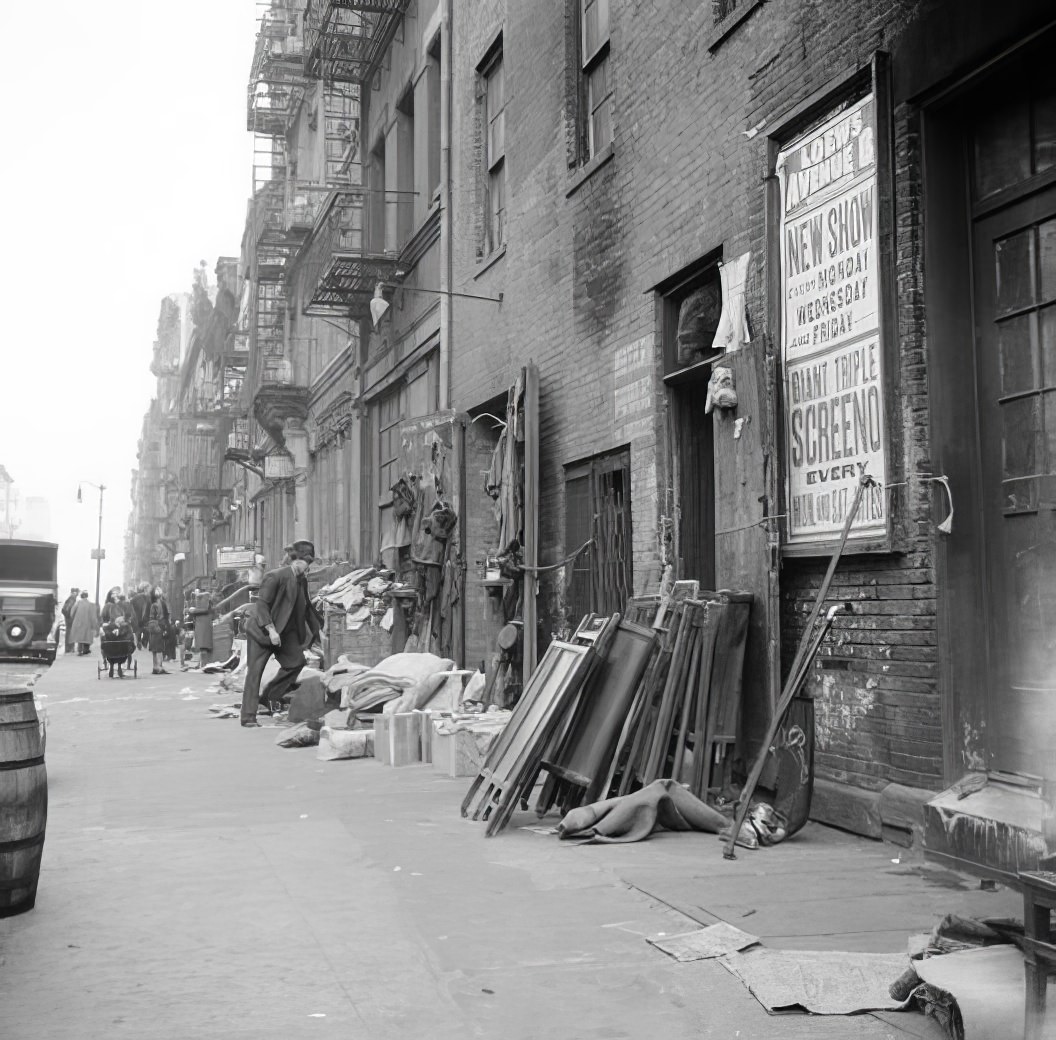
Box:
[147,587,171,675]
[100,587,134,627]
[163,597,179,663]
[68,591,98,656]
[61,587,79,653]
[240,540,322,728]
[129,582,151,648]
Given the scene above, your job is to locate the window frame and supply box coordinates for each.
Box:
[368,352,441,557]
[564,446,633,621]
[580,0,612,160]
[479,43,507,257]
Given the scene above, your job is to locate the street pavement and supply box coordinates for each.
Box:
[0,650,1021,1039]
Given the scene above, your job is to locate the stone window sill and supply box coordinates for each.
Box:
[566,142,615,198]
[706,0,766,53]
[474,243,507,279]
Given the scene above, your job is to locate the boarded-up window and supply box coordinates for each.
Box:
[564,449,632,623]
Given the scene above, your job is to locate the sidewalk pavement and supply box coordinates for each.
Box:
[0,650,1021,1040]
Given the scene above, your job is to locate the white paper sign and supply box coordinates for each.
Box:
[778,95,888,546]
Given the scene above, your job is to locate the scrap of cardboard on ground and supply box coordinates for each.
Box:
[721,948,911,1014]
[647,922,759,962]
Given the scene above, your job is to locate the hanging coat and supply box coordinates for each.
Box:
[68,599,99,644]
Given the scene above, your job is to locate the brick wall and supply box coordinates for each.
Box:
[442,0,998,799]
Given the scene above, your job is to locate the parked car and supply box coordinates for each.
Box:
[0,540,59,663]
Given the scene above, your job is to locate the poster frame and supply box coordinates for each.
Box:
[769,52,901,557]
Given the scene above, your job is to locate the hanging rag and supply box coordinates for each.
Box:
[416,503,458,604]
[712,250,751,353]
[383,476,416,554]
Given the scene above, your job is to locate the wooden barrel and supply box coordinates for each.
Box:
[0,687,47,917]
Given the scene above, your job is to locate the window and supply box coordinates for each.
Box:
[369,355,440,556]
[427,38,442,202]
[481,46,506,256]
[580,0,612,159]
[367,138,386,254]
[564,449,632,622]
[395,86,414,247]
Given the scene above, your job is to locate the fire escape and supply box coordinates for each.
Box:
[297,1,408,321]
[243,0,311,451]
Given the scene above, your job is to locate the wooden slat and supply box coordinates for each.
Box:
[522,363,539,683]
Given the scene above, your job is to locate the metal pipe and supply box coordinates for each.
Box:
[95,484,105,609]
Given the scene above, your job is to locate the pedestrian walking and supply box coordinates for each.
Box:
[240,540,322,728]
[68,591,98,656]
[129,582,151,649]
[147,587,172,675]
[61,587,79,654]
[164,604,179,664]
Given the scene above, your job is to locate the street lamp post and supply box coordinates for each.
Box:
[77,481,106,608]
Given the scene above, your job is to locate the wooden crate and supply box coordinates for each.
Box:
[325,612,392,669]
[433,723,501,778]
[373,711,432,767]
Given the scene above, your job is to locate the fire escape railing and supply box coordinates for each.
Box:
[303,1,411,84]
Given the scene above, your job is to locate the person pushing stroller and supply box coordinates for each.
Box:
[99,587,136,679]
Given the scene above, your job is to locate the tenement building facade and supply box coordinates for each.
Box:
[127,0,1056,878]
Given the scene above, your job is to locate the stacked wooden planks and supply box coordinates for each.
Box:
[460,593,752,836]
[603,591,752,803]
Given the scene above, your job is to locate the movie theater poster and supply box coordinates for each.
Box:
[778,93,888,548]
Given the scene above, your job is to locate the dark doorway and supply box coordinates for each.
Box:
[927,47,1056,780]
[671,379,716,588]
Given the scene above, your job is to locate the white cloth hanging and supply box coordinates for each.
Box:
[712,250,751,353]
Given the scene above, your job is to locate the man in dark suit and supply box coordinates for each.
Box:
[240,540,322,728]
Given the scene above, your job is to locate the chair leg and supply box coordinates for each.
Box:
[1025,958,1047,1040]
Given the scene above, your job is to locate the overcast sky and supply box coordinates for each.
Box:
[0,2,258,598]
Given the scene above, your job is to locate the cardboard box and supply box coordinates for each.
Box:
[373,711,432,767]
[432,723,500,778]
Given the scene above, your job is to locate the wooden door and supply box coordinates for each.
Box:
[973,186,1056,776]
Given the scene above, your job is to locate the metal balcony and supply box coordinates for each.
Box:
[303,0,410,84]
[251,180,292,282]
[299,189,400,318]
[248,1,308,134]
[286,183,332,233]
[227,430,251,453]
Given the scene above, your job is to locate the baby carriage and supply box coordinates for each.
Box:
[97,618,138,679]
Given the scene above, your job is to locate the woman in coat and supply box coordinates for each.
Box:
[187,589,214,669]
[147,587,172,675]
[68,591,98,655]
